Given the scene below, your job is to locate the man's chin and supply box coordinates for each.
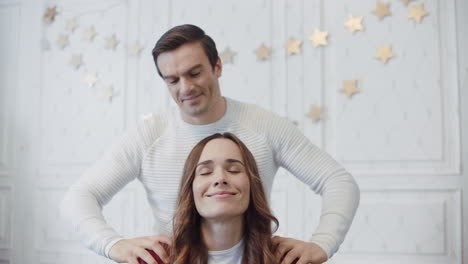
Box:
[182,105,206,117]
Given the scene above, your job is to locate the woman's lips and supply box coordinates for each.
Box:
[207,191,237,197]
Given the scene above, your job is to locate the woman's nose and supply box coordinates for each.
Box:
[213,170,228,186]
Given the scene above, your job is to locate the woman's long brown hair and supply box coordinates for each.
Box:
[170,132,279,264]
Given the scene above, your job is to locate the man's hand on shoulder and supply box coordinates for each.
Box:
[272,236,328,264]
[109,235,172,264]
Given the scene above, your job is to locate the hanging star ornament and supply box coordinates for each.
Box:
[105,34,119,50]
[82,26,97,41]
[344,14,365,33]
[220,47,237,64]
[340,80,360,98]
[374,44,394,63]
[43,6,58,24]
[408,3,429,23]
[84,72,98,88]
[255,44,271,61]
[402,0,414,6]
[70,55,83,70]
[372,1,391,21]
[308,28,328,48]
[284,38,302,56]
[128,41,144,56]
[306,105,324,123]
[66,18,78,33]
[56,34,69,49]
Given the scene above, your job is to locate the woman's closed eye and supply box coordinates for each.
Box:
[197,166,213,176]
[227,165,243,174]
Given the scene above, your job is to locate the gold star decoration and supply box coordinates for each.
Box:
[105,34,119,50]
[340,80,360,98]
[220,47,237,64]
[43,6,58,24]
[66,18,78,33]
[372,1,391,21]
[255,44,271,61]
[344,14,365,33]
[408,3,428,24]
[306,105,324,123]
[402,0,413,6]
[84,72,98,88]
[56,34,69,49]
[284,38,302,56]
[82,26,97,41]
[103,85,114,102]
[128,41,144,56]
[70,54,83,69]
[374,44,394,63]
[308,28,328,48]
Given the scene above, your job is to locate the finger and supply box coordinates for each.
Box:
[275,239,296,261]
[147,235,173,257]
[281,249,300,264]
[155,234,173,246]
[295,256,310,264]
[274,243,284,261]
[135,248,158,264]
[271,238,279,253]
[128,258,140,264]
[149,242,170,263]
[275,243,293,262]
[272,235,282,246]
[271,243,279,255]
[138,238,169,262]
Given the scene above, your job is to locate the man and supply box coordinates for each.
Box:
[61,24,360,264]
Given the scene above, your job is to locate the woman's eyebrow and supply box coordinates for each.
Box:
[196,160,213,168]
[225,159,245,166]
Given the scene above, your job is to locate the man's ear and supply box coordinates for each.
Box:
[214,57,222,78]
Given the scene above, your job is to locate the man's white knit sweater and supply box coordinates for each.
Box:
[60,97,360,260]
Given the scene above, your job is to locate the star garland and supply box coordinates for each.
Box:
[44,1,431,107]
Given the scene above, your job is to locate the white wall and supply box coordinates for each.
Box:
[456,0,468,262]
[0,0,466,263]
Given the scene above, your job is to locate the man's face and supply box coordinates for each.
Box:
[157,42,222,118]
[192,138,250,221]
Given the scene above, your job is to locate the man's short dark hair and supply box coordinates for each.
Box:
[152,24,218,77]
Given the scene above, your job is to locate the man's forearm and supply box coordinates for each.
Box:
[309,171,360,258]
[60,184,123,257]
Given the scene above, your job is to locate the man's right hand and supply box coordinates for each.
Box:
[108,235,172,264]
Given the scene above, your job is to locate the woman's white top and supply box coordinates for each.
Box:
[208,239,244,264]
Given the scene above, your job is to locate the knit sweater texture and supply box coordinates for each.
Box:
[60,97,360,259]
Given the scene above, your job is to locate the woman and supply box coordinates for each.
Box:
[170,132,279,264]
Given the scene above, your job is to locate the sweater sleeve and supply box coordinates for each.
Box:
[60,115,162,258]
[271,118,360,260]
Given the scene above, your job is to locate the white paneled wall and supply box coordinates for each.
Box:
[1,1,19,264]
[1,0,466,263]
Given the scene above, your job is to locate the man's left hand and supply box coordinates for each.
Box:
[272,236,328,264]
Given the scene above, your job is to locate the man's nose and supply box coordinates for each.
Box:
[180,78,195,94]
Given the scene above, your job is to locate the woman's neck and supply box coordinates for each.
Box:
[201,215,244,251]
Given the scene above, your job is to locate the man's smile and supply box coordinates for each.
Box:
[182,93,203,103]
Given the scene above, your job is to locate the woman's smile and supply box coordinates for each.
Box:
[206,190,238,198]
